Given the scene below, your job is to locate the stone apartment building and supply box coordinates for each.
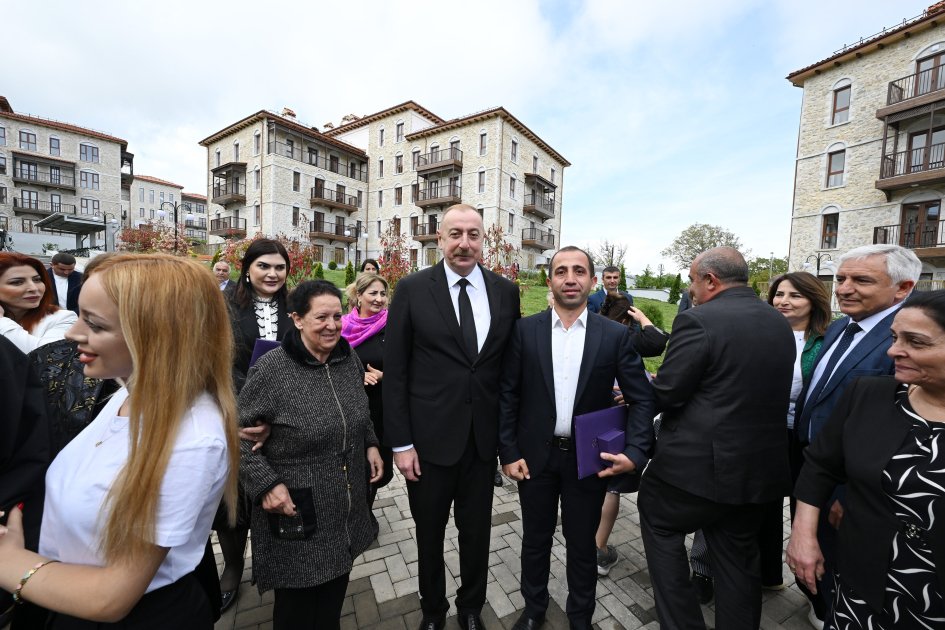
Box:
[0,95,134,253]
[125,175,209,244]
[787,2,945,282]
[200,101,568,269]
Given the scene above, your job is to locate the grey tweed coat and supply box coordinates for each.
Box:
[239,329,379,592]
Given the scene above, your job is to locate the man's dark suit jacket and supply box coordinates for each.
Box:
[794,309,898,444]
[795,377,945,613]
[220,279,235,292]
[587,288,633,314]
[649,285,795,504]
[384,262,521,466]
[46,267,82,313]
[497,310,655,485]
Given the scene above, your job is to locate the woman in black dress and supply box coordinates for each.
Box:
[341,272,393,506]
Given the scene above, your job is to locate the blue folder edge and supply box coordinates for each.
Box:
[573,404,628,479]
[249,339,281,367]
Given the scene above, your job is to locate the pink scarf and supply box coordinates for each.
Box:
[341,309,388,348]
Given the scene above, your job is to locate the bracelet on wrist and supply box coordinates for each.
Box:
[13,559,60,605]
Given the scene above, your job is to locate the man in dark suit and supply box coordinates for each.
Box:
[46,252,82,313]
[586,265,633,313]
[792,243,920,627]
[213,261,235,292]
[498,246,654,630]
[638,247,795,630]
[384,204,521,630]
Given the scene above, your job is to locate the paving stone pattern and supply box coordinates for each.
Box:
[215,472,815,629]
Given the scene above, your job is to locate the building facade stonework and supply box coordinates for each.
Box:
[788,3,945,281]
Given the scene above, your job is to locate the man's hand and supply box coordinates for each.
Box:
[262,483,296,516]
[828,500,844,530]
[239,422,271,452]
[597,452,636,477]
[612,386,624,405]
[786,528,825,593]
[394,448,422,481]
[364,364,383,387]
[366,447,384,483]
[502,459,530,481]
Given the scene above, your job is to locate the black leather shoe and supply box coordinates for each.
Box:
[494,471,504,487]
[417,617,445,630]
[691,571,714,605]
[458,613,486,630]
[511,612,545,630]
[220,588,238,613]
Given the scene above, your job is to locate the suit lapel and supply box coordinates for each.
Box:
[819,310,897,401]
[574,312,602,408]
[535,310,556,405]
[477,267,504,362]
[428,262,472,362]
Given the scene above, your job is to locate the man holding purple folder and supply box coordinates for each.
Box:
[498,246,654,630]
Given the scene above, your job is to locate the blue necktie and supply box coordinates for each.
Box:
[800,321,861,441]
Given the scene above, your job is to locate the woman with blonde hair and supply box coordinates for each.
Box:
[0,252,77,353]
[0,253,239,628]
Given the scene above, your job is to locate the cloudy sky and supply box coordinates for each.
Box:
[4,0,927,272]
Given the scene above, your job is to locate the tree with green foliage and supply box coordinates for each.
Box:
[618,264,627,291]
[344,261,355,286]
[661,223,745,269]
[747,254,789,285]
[313,262,324,279]
[639,302,664,330]
[636,265,657,289]
[668,274,681,304]
[537,267,547,286]
[328,260,338,270]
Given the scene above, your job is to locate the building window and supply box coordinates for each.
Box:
[285,139,294,158]
[508,211,514,231]
[0,186,5,204]
[826,150,845,187]
[395,186,402,205]
[293,172,301,192]
[357,190,363,208]
[411,183,418,203]
[509,176,516,198]
[160,191,165,202]
[378,158,384,178]
[379,128,385,147]
[533,156,538,172]
[138,187,144,202]
[377,220,381,237]
[551,168,556,184]
[215,150,221,167]
[80,198,100,214]
[395,155,403,174]
[479,133,487,155]
[396,123,404,142]
[79,144,99,163]
[821,212,839,249]
[0,155,5,175]
[254,204,261,226]
[80,171,100,190]
[234,142,240,161]
[19,131,37,151]
[150,208,155,219]
[139,207,145,217]
[149,189,155,203]
[0,215,6,229]
[478,171,485,193]
[0,127,5,146]
[412,149,421,169]
[49,138,60,156]
[254,169,261,190]
[292,205,300,227]
[254,133,261,155]
[511,140,518,162]
[832,86,851,125]
[49,166,60,184]
[378,190,384,207]
[22,219,35,233]
[308,147,318,165]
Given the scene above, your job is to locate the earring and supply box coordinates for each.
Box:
[245,276,250,283]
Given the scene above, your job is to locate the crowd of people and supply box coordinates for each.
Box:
[1,205,944,630]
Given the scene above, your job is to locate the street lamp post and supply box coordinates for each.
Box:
[96,210,127,252]
[803,252,835,276]
[158,201,195,254]
[344,229,353,266]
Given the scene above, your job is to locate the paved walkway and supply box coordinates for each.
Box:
[215,472,816,630]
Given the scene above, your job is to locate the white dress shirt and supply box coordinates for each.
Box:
[54,273,69,309]
[805,301,903,403]
[551,307,587,437]
[443,263,491,353]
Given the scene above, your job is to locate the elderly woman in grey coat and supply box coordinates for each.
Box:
[239,280,383,630]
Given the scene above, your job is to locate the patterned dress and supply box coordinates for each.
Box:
[831,384,945,629]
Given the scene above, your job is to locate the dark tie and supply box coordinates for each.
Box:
[457,278,478,360]
[799,321,862,441]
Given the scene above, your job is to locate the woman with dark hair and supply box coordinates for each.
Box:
[788,290,945,629]
[0,253,77,353]
[763,271,831,590]
[360,259,379,274]
[218,238,293,612]
[239,280,383,629]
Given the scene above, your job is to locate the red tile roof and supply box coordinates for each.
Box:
[182,192,207,201]
[134,174,184,189]
[198,110,367,157]
[0,96,127,146]
[322,101,445,136]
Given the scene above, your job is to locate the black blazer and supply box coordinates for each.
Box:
[497,310,655,485]
[795,377,945,613]
[46,267,82,313]
[649,286,795,504]
[383,262,521,466]
[794,309,898,444]
[228,294,292,391]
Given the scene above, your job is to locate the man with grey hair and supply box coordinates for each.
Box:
[638,247,796,630]
[792,243,921,628]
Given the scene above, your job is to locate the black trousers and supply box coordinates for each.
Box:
[518,447,606,630]
[639,474,764,630]
[272,573,349,630]
[406,435,493,619]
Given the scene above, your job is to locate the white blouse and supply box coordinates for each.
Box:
[0,309,77,354]
[40,387,229,592]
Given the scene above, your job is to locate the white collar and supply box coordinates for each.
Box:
[851,301,903,333]
[551,306,589,330]
[444,263,485,291]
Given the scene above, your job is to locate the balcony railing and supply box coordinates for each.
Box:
[12,167,76,189]
[310,186,359,211]
[411,224,439,242]
[523,192,556,219]
[11,199,79,215]
[211,180,246,204]
[269,139,368,182]
[416,183,462,207]
[873,221,945,249]
[308,221,359,242]
[887,67,945,106]
[415,147,463,174]
[880,141,945,179]
[209,217,247,238]
[521,228,555,249]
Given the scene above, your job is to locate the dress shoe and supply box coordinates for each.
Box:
[511,612,545,630]
[220,588,238,613]
[417,617,445,630]
[458,612,486,630]
[494,470,504,487]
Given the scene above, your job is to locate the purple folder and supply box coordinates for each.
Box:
[249,339,281,367]
[573,404,628,479]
